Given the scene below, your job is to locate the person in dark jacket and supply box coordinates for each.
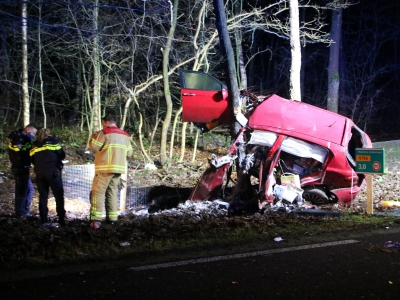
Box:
[30,128,66,225]
[8,124,38,217]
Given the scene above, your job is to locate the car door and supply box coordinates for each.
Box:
[179,70,230,124]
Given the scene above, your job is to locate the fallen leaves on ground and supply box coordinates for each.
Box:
[0,147,399,270]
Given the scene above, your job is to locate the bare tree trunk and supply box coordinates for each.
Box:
[149,97,160,150]
[191,129,200,164]
[179,121,188,163]
[233,0,247,90]
[290,0,301,101]
[38,3,46,128]
[169,106,182,161]
[92,0,101,132]
[22,2,30,126]
[237,37,247,90]
[182,0,209,163]
[213,0,241,138]
[137,106,153,163]
[160,0,178,167]
[326,6,342,113]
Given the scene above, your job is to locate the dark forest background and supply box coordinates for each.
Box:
[0,0,399,147]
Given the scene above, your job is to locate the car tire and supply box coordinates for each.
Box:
[303,188,330,205]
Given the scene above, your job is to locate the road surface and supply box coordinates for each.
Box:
[1,226,400,299]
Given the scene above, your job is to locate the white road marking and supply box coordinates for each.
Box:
[129,239,359,271]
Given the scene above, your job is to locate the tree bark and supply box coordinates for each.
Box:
[22,2,30,126]
[169,107,182,161]
[326,6,342,113]
[233,0,247,90]
[160,0,179,167]
[289,0,302,101]
[213,0,241,138]
[38,3,46,128]
[92,0,101,132]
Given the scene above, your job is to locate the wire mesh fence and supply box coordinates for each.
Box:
[62,164,151,209]
[63,164,94,202]
[126,186,152,209]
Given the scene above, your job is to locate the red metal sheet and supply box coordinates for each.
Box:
[188,164,230,201]
[248,95,347,145]
[181,88,230,124]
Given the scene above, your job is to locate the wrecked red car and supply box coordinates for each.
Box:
[180,70,372,207]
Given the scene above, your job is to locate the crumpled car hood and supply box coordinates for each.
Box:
[248,94,346,145]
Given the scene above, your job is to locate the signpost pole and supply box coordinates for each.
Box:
[366,174,373,214]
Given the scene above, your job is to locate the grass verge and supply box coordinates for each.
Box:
[0,212,398,271]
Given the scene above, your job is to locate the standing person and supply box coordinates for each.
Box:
[30,128,66,225]
[89,113,133,229]
[8,124,38,217]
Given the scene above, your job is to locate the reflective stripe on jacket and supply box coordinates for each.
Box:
[30,136,66,174]
[89,127,133,173]
[8,129,32,168]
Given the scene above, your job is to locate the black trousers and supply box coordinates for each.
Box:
[35,169,65,222]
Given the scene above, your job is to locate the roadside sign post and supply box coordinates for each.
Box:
[366,175,373,214]
[355,148,386,215]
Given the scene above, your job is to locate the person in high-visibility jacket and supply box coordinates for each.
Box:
[89,114,133,228]
[30,128,66,225]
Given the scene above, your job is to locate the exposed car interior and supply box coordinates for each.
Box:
[347,126,366,168]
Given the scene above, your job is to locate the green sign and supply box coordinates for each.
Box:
[355,148,385,174]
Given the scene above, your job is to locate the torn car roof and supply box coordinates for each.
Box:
[248,94,347,145]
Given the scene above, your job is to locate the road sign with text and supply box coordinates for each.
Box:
[355,148,385,174]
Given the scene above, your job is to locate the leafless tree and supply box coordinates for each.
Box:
[290,0,301,101]
[339,1,400,135]
[326,4,342,113]
[214,0,241,138]
[160,0,179,167]
[92,0,101,132]
[21,2,30,126]
[2,0,398,156]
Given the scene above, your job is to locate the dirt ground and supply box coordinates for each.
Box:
[0,144,226,218]
[0,142,399,275]
[1,143,399,219]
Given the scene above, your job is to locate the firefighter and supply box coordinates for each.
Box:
[89,113,133,229]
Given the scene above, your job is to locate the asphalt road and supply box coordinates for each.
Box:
[1,227,400,300]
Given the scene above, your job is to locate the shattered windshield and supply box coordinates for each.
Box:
[281,136,328,163]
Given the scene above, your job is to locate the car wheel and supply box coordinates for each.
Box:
[303,188,330,205]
